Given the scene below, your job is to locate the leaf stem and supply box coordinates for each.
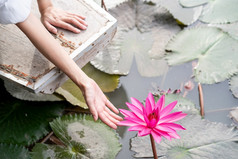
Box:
[150,134,158,159]
[198,83,204,117]
[40,131,53,143]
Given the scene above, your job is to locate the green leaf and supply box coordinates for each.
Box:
[4,80,64,102]
[0,99,64,146]
[0,143,30,159]
[165,27,238,84]
[32,114,121,159]
[155,0,203,25]
[55,63,120,108]
[229,75,238,98]
[154,93,199,115]
[32,143,88,159]
[131,115,238,158]
[91,0,180,77]
[180,0,238,24]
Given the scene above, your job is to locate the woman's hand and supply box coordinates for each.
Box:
[40,6,88,34]
[81,78,123,129]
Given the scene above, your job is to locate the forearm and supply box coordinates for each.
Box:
[16,13,88,89]
[37,0,53,14]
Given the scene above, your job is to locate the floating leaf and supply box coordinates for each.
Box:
[32,143,88,159]
[154,0,203,25]
[0,98,64,146]
[91,0,180,77]
[180,0,238,24]
[4,80,64,101]
[32,114,121,159]
[165,27,238,84]
[180,0,209,7]
[230,107,238,126]
[131,115,238,158]
[213,22,238,41]
[55,63,120,108]
[0,143,30,159]
[229,75,238,98]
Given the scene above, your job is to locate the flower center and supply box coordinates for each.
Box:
[147,112,158,128]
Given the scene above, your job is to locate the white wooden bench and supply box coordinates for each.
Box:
[0,0,117,94]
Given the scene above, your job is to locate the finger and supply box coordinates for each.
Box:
[99,113,117,129]
[43,21,57,34]
[66,18,87,30]
[88,104,98,121]
[74,16,88,26]
[103,111,120,125]
[106,100,119,114]
[105,107,123,121]
[69,13,86,20]
[54,20,81,33]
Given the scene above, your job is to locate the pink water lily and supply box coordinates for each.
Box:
[118,93,187,143]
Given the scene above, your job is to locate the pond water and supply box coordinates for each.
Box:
[106,59,238,159]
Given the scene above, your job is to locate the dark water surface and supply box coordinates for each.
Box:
[106,59,238,159]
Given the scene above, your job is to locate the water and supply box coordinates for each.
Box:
[106,59,238,159]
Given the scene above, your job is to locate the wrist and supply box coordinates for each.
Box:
[37,0,53,15]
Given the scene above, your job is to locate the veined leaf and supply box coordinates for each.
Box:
[180,0,238,24]
[0,99,64,146]
[91,0,180,77]
[165,27,238,84]
[4,80,64,102]
[32,114,121,159]
[131,115,238,158]
[154,0,203,25]
[0,143,30,159]
[55,63,120,108]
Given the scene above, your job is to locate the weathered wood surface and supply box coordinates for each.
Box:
[0,0,117,93]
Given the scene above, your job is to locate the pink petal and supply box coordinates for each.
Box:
[155,125,176,133]
[160,101,177,118]
[168,132,180,139]
[130,97,144,111]
[159,112,187,123]
[151,131,162,143]
[153,129,171,141]
[124,117,145,125]
[142,105,150,125]
[159,123,186,130]
[138,128,151,136]
[118,120,138,126]
[145,97,152,115]
[148,93,155,111]
[128,125,146,131]
[126,102,144,120]
[120,109,145,122]
[156,95,165,111]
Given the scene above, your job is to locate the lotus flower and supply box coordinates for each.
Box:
[118,93,187,143]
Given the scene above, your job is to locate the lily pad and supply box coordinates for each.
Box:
[91,0,180,77]
[180,0,238,24]
[55,63,120,108]
[229,75,238,98]
[131,115,238,158]
[0,98,64,146]
[0,143,30,159]
[32,114,121,159]
[165,27,238,84]
[229,107,238,126]
[4,80,64,101]
[154,0,203,25]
